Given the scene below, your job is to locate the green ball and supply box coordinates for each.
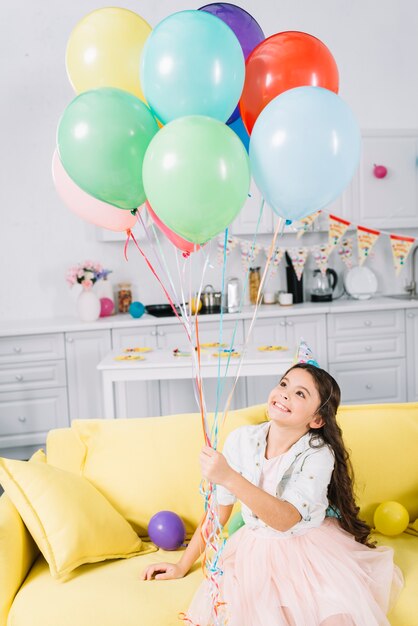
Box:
[228,511,245,536]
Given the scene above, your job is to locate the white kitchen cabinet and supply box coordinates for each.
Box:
[65,329,112,421]
[244,314,327,406]
[229,178,274,235]
[328,310,407,404]
[350,130,418,229]
[406,309,418,401]
[0,333,68,459]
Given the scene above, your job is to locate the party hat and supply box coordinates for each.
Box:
[294,338,320,368]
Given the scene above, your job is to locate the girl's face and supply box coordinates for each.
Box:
[267,367,324,432]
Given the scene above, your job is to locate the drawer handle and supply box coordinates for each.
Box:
[365,384,373,390]
[15,374,24,382]
[150,330,157,337]
[364,346,372,352]
[407,313,415,319]
[364,320,372,327]
[13,346,22,353]
[66,337,74,343]
[18,416,27,423]
[157,330,165,337]
[286,321,293,326]
[280,321,286,326]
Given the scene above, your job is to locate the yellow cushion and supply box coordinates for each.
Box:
[0,450,44,626]
[337,403,418,525]
[73,404,268,536]
[8,535,418,626]
[0,456,156,580]
[9,548,203,626]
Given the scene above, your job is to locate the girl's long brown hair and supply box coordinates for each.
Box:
[284,363,375,548]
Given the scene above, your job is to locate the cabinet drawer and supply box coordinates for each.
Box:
[328,334,405,362]
[0,334,65,364]
[329,359,406,404]
[0,361,67,392]
[0,388,69,437]
[327,310,404,337]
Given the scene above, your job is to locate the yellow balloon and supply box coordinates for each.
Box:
[373,501,409,536]
[66,8,151,101]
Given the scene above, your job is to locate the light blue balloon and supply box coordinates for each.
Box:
[249,87,361,221]
[140,10,245,124]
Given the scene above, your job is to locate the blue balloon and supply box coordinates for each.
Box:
[229,115,249,153]
[249,87,361,221]
[129,301,145,319]
[140,10,245,124]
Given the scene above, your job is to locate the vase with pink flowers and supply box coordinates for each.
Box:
[66,261,104,322]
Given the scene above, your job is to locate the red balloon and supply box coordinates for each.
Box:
[239,31,339,134]
[146,201,201,256]
[100,297,114,317]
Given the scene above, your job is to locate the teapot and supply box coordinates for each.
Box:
[310,269,338,302]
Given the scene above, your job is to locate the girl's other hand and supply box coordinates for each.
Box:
[141,562,186,581]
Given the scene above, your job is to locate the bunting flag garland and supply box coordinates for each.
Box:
[338,237,354,270]
[357,225,381,266]
[216,234,239,264]
[239,239,262,271]
[311,243,332,275]
[328,214,351,248]
[265,246,285,276]
[390,234,416,275]
[287,247,309,281]
[296,210,321,238]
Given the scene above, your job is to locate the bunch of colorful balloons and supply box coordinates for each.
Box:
[54,3,362,246]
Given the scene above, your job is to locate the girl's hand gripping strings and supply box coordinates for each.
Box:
[200,446,234,486]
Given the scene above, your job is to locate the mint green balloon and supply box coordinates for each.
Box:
[143,116,250,243]
[57,88,159,210]
[228,511,245,536]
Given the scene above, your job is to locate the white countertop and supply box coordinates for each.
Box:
[0,296,417,337]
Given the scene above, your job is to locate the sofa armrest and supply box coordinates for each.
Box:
[0,494,40,626]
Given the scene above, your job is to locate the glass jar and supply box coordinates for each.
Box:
[249,267,261,304]
[118,283,132,313]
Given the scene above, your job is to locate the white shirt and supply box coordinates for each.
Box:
[217,422,335,537]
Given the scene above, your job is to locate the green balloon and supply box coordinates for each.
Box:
[143,115,250,243]
[57,88,159,210]
[228,510,245,536]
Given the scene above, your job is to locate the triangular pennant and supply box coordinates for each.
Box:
[240,240,261,271]
[356,226,381,266]
[287,247,309,281]
[296,210,321,239]
[338,237,354,270]
[266,247,285,277]
[216,234,239,265]
[311,243,332,276]
[328,214,351,248]
[390,234,415,275]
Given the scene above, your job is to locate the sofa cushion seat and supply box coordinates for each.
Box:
[8,533,416,626]
[8,547,204,626]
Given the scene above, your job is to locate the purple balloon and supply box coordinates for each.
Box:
[199,3,265,123]
[148,511,186,551]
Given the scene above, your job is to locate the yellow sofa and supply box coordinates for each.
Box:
[1,402,418,626]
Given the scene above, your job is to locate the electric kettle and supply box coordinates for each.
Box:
[310,269,339,302]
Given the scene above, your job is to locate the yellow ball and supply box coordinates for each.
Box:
[190,297,202,314]
[374,501,409,536]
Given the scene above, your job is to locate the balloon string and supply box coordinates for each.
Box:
[213,197,265,434]
[221,215,285,426]
[127,229,190,339]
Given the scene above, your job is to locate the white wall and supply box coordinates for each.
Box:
[1,0,417,321]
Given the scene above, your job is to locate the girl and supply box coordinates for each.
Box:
[142,363,403,626]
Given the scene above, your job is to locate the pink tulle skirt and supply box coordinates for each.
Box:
[186,518,403,626]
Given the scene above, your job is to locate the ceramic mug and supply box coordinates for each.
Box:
[263,292,276,304]
[278,292,293,306]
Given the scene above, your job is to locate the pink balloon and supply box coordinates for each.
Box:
[100,297,114,317]
[52,150,138,232]
[146,201,201,255]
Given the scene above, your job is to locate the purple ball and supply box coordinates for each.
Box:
[148,510,186,551]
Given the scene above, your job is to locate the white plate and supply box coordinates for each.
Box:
[344,266,378,300]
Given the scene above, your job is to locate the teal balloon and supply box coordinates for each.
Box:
[143,115,250,244]
[129,302,145,318]
[57,88,159,210]
[249,87,361,221]
[228,511,245,536]
[140,10,245,124]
